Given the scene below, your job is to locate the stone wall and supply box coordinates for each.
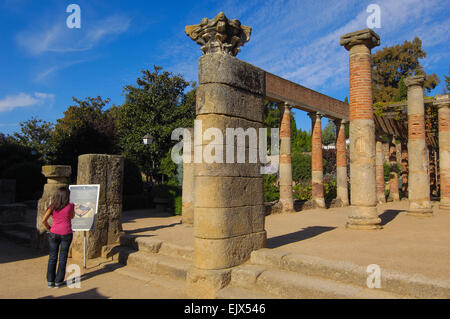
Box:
[71,154,124,259]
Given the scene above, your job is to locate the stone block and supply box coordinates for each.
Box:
[198,53,265,96]
[41,165,71,178]
[77,154,108,205]
[194,231,266,269]
[186,266,232,298]
[230,264,267,288]
[250,248,290,268]
[194,205,265,239]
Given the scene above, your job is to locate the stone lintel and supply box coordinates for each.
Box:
[405,75,425,88]
[340,28,380,51]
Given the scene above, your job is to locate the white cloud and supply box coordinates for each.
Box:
[0,92,55,112]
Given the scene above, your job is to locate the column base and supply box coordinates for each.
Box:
[439,204,450,210]
[312,197,326,209]
[186,267,232,299]
[406,209,433,217]
[279,199,295,213]
[407,201,432,217]
[346,206,382,230]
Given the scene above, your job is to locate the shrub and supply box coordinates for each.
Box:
[264,174,279,202]
[293,182,312,201]
[174,195,182,215]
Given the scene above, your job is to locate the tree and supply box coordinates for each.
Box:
[445,65,450,94]
[12,117,54,164]
[322,120,336,146]
[394,76,408,102]
[372,37,440,103]
[117,66,196,183]
[49,96,119,177]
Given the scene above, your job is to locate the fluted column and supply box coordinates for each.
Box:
[279,102,294,212]
[334,119,349,206]
[388,136,400,201]
[435,95,450,209]
[405,75,432,216]
[340,29,381,229]
[308,112,325,208]
[376,138,386,204]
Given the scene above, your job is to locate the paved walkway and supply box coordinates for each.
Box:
[122,201,450,280]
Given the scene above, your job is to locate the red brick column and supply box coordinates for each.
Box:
[405,75,432,216]
[376,138,386,203]
[435,95,450,209]
[340,29,381,229]
[335,119,349,206]
[308,112,325,208]
[279,102,294,212]
[388,136,400,201]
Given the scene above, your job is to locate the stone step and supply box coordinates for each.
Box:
[119,234,193,261]
[215,286,280,299]
[118,248,191,281]
[0,229,31,245]
[113,265,187,298]
[249,248,450,298]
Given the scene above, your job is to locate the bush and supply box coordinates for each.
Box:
[292,153,311,182]
[174,195,182,215]
[293,182,312,201]
[264,174,279,202]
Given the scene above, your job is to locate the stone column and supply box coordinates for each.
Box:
[405,76,432,216]
[435,95,450,209]
[279,102,294,212]
[71,154,124,259]
[308,112,325,208]
[185,13,266,298]
[429,147,437,197]
[334,119,349,206]
[340,29,381,229]
[401,141,408,197]
[388,136,400,201]
[182,128,195,224]
[33,165,71,250]
[376,138,386,204]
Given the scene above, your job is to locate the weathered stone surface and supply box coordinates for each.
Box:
[250,248,291,268]
[435,95,450,209]
[0,179,16,204]
[279,104,294,212]
[405,75,425,88]
[196,83,264,123]
[186,267,232,298]
[182,128,195,225]
[195,176,263,208]
[230,264,267,287]
[41,165,71,178]
[194,231,266,269]
[340,28,380,51]
[198,53,265,95]
[185,12,251,57]
[194,205,265,239]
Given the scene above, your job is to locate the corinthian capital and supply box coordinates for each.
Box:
[185,12,251,56]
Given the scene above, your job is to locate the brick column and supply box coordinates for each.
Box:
[435,95,450,209]
[182,128,195,225]
[376,138,386,204]
[308,112,325,208]
[405,75,432,216]
[388,136,400,201]
[334,119,349,206]
[340,29,381,229]
[401,141,408,197]
[279,102,294,212]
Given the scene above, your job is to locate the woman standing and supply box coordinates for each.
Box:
[42,187,75,288]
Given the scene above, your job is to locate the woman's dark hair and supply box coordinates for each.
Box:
[49,187,71,212]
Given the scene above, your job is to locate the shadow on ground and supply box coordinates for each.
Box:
[379,209,403,226]
[267,226,336,248]
[39,288,108,299]
[124,222,181,236]
[0,239,47,264]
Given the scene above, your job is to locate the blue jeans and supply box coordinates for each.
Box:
[47,232,73,284]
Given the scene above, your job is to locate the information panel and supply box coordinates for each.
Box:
[69,184,100,231]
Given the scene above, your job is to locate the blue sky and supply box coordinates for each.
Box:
[0,0,449,135]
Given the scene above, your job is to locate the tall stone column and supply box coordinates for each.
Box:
[405,76,432,216]
[435,95,450,209]
[334,119,349,206]
[182,128,195,225]
[401,141,408,197]
[429,147,437,197]
[376,138,386,204]
[388,136,400,201]
[279,103,294,212]
[340,29,381,229]
[308,112,325,208]
[185,13,266,298]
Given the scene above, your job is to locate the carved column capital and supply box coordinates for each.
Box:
[434,95,450,109]
[405,75,425,88]
[340,28,380,51]
[185,12,251,56]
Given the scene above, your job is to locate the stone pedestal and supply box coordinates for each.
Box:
[279,103,294,212]
[308,112,325,208]
[340,29,381,229]
[435,95,450,210]
[33,165,71,250]
[187,52,266,297]
[388,136,400,202]
[376,139,386,204]
[182,128,195,225]
[405,76,432,216]
[334,119,349,206]
[71,154,124,259]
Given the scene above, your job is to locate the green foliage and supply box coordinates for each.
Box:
[384,162,390,182]
[292,129,312,153]
[372,37,440,103]
[292,152,312,182]
[264,174,279,202]
[394,77,408,102]
[12,117,53,164]
[445,65,450,93]
[293,183,312,201]
[324,179,337,202]
[174,195,182,215]
[117,66,195,183]
[322,120,336,146]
